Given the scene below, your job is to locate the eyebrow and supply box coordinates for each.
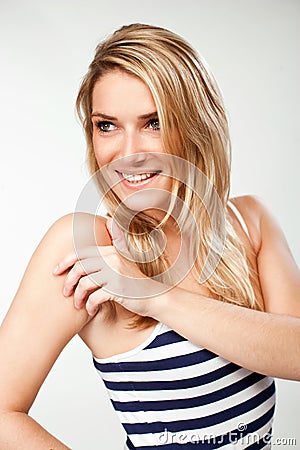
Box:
[91,111,158,120]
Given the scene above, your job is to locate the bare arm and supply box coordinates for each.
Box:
[55,197,300,380]
[149,195,300,379]
[0,214,104,449]
[150,286,300,380]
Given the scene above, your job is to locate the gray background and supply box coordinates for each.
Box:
[0,0,299,448]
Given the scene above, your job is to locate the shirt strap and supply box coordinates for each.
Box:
[227,200,251,240]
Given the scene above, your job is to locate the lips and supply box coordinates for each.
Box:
[116,170,161,187]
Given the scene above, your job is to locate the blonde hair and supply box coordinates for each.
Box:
[76,24,263,327]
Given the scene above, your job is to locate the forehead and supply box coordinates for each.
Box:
[92,70,156,115]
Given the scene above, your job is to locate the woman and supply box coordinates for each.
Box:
[0,23,299,449]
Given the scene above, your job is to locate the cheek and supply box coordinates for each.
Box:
[92,131,119,168]
[92,134,107,168]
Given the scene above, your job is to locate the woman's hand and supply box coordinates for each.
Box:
[53,218,165,317]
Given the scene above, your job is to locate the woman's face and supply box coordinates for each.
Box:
[91,70,173,212]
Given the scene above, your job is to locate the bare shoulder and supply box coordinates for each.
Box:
[9,212,111,330]
[20,212,111,291]
[229,198,300,317]
[228,195,262,254]
[0,212,110,413]
[49,212,111,243]
[228,194,275,254]
[16,212,111,322]
[230,194,270,214]
[69,212,112,248]
[2,212,109,339]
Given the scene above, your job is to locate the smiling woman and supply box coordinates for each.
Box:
[91,70,173,206]
[0,22,300,450]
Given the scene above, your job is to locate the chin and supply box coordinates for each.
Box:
[118,188,172,213]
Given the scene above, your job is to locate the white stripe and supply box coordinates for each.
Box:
[117,377,274,424]
[98,352,230,383]
[94,336,201,365]
[129,395,275,448]
[221,420,273,449]
[228,200,250,239]
[93,322,168,363]
[104,367,253,402]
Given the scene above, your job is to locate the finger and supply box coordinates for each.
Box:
[106,218,130,257]
[53,252,78,275]
[86,287,111,316]
[73,273,104,309]
[63,258,103,296]
[53,246,101,275]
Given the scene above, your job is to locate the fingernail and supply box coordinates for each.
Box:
[53,265,59,275]
[63,287,69,296]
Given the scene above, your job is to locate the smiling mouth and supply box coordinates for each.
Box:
[116,170,162,185]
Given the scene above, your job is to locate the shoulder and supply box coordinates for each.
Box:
[228,195,263,254]
[6,212,112,336]
[229,193,268,212]
[228,194,292,254]
[48,212,111,249]
[230,198,300,317]
[0,213,111,413]
[35,212,112,265]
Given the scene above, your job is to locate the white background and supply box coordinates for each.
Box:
[0,0,299,448]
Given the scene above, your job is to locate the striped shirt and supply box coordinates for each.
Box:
[93,322,276,449]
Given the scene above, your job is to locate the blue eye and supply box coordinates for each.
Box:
[148,118,160,131]
[96,121,116,132]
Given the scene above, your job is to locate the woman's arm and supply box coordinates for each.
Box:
[0,213,106,449]
[149,195,300,379]
[249,195,300,316]
[56,197,300,380]
[150,286,300,380]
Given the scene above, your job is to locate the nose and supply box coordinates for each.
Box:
[118,131,148,166]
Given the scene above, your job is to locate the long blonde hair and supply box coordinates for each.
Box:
[76,23,263,327]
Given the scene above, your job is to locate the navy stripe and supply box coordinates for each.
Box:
[145,330,187,349]
[112,372,265,412]
[205,407,274,449]
[124,406,275,449]
[125,437,135,449]
[101,361,241,391]
[93,347,217,373]
[94,325,275,449]
[123,382,275,435]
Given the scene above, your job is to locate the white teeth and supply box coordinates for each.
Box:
[121,172,156,183]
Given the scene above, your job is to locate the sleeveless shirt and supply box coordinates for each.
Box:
[92,201,276,449]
